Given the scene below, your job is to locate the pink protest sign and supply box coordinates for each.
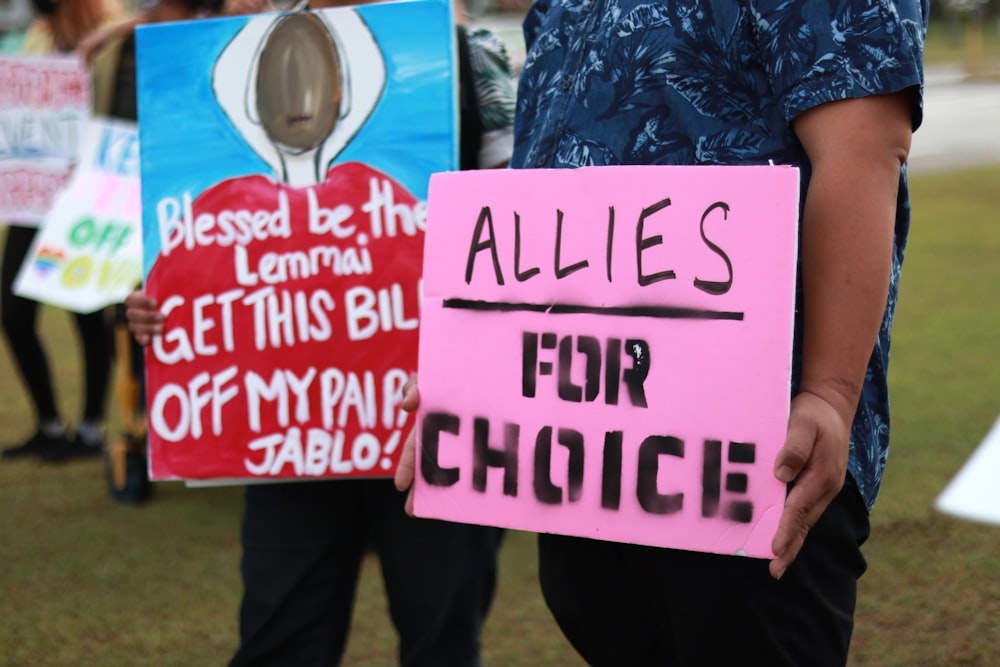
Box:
[413,165,800,558]
[0,55,90,225]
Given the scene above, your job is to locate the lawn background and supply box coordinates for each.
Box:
[1,19,999,667]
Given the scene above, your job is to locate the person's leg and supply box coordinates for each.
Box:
[43,307,114,460]
[369,479,503,667]
[1,226,66,458]
[537,533,672,666]
[229,480,367,667]
[539,484,870,667]
[48,306,113,459]
[74,306,113,424]
[643,483,868,666]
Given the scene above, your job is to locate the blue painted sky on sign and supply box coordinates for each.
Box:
[135,0,456,274]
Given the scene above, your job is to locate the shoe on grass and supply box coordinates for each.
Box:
[41,434,105,463]
[1,430,69,460]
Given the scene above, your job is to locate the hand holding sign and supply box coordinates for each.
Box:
[769,390,850,579]
[393,373,420,516]
[124,290,164,346]
[396,372,848,576]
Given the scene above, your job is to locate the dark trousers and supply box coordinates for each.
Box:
[1,225,113,424]
[230,478,503,667]
[538,484,870,667]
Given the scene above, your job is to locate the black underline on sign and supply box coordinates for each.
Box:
[442,298,745,321]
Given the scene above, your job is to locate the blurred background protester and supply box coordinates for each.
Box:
[81,0,224,503]
[77,0,223,66]
[126,0,517,661]
[0,0,124,463]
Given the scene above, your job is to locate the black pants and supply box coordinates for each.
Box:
[538,484,870,667]
[1,225,113,424]
[230,479,503,667]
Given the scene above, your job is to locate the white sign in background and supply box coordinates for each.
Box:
[0,54,90,224]
[936,414,1000,526]
[13,118,143,313]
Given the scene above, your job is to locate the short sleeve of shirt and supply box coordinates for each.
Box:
[750,0,927,130]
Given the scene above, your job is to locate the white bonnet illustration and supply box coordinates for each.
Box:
[212,7,386,188]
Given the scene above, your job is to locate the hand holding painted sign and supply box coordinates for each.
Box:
[413,165,800,558]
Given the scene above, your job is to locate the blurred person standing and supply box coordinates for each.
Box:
[1,0,124,462]
[126,0,517,663]
[74,0,225,503]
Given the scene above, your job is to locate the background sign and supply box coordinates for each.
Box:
[136,0,456,481]
[936,414,1000,526]
[0,54,89,225]
[13,118,142,312]
[413,165,799,558]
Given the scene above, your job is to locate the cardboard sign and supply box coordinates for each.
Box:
[135,0,456,481]
[13,118,142,312]
[0,54,90,225]
[413,165,799,558]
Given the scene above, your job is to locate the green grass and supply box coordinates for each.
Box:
[2,165,999,665]
[848,165,1000,667]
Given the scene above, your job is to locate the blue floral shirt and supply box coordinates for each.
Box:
[511,0,927,512]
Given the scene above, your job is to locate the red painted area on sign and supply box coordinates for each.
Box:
[144,162,424,480]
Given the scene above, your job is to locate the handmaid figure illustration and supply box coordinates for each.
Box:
[135,0,457,481]
[214,8,385,187]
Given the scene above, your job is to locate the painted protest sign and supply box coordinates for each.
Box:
[413,165,800,558]
[135,0,455,481]
[13,118,142,312]
[0,54,90,225]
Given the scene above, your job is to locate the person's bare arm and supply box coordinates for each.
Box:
[770,90,913,580]
[76,14,144,65]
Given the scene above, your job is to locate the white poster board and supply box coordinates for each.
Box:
[935,414,1000,526]
[13,118,142,313]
